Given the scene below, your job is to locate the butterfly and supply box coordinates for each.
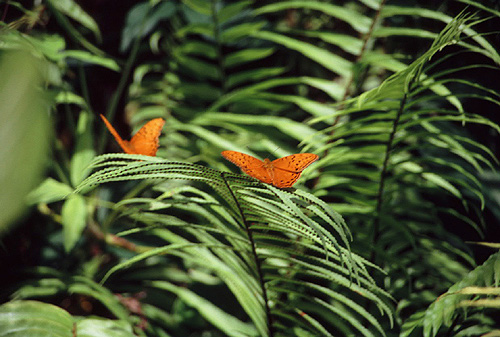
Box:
[221,151,319,188]
[100,114,165,156]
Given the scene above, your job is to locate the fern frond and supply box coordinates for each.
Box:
[76,154,392,336]
[401,252,500,337]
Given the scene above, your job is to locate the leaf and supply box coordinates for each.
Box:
[46,0,101,41]
[152,281,259,337]
[194,112,321,142]
[420,252,500,337]
[44,1,105,56]
[176,40,218,59]
[299,31,363,55]
[70,111,96,187]
[254,1,372,34]
[226,67,286,88]
[76,318,135,337]
[222,22,267,43]
[62,50,119,71]
[182,0,212,15]
[55,91,87,106]
[173,51,221,80]
[75,154,393,335]
[373,27,437,39]
[26,178,72,205]
[224,48,276,68]
[0,300,73,337]
[0,50,51,233]
[175,83,222,102]
[300,77,344,101]
[252,30,352,77]
[421,172,462,199]
[218,0,253,24]
[61,194,87,252]
[121,1,176,52]
[0,300,135,337]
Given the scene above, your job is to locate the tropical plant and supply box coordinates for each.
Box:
[1,0,499,337]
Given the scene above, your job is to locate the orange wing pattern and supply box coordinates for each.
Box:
[128,118,165,156]
[100,114,165,156]
[221,151,272,184]
[271,153,319,188]
[221,151,318,188]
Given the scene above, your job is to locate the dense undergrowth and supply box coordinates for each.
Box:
[1,1,500,336]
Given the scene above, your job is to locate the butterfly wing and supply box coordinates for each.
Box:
[271,153,319,188]
[128,118,165,156]
[221,150,272,184]
[100,114,133,153]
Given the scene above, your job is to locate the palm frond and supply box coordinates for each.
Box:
[76,153,392,336]
[401,251,500,337]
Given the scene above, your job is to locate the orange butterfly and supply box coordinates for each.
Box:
[100,114,165,156]
[221,151,318,188]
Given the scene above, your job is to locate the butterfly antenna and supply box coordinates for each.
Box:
[272,146,281,157]
[99,114,129,151]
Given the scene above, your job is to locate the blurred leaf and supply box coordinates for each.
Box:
[218,0,253,23]
[299,31,363,55]
[76,318,135,337]
[176,40,218,59]
[0,50,51,234]
[252,30,352,77]
[226,67,286,88]
[121,1,176,52]
[62,50,120,71]
[0,300,73,337]
[182,0,212,15]
[44,1,105,56]
[152,281,259,337]
[173,51,220,80]
[26,178,72,205]
[61,194,87,252]
[222,22,267,43]
[46,0,101,41]
[0,300,135,337]
[421,172,461,198]
[401,252,500,337]
[255,1,372,33]
[373,27,436,39]
[224,48,275,68]
[55,91,87,106]
[70,111,95,187]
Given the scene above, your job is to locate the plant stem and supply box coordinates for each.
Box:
[78,64,91,111]
[315,0,387,189]
[98,34,142,153]
[1,1,10,22]
[221,173,274,337]
[342,0,387,100]
[370,93,407,263]
[211,0,227,93]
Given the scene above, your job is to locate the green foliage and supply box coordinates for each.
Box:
[401,251,500,337]
[0,50,51,233]
[0,300,135,337]
[1,0,500,336]
[74,153,391,336]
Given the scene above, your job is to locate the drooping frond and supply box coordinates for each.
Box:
[76,153,393,336]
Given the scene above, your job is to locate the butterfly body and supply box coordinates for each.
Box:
[100,114,165,156]
[221,151,318,188]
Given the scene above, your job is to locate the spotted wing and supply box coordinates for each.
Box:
[221,150,272,184]
[128,118,165,156]
[271,153,318,188]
